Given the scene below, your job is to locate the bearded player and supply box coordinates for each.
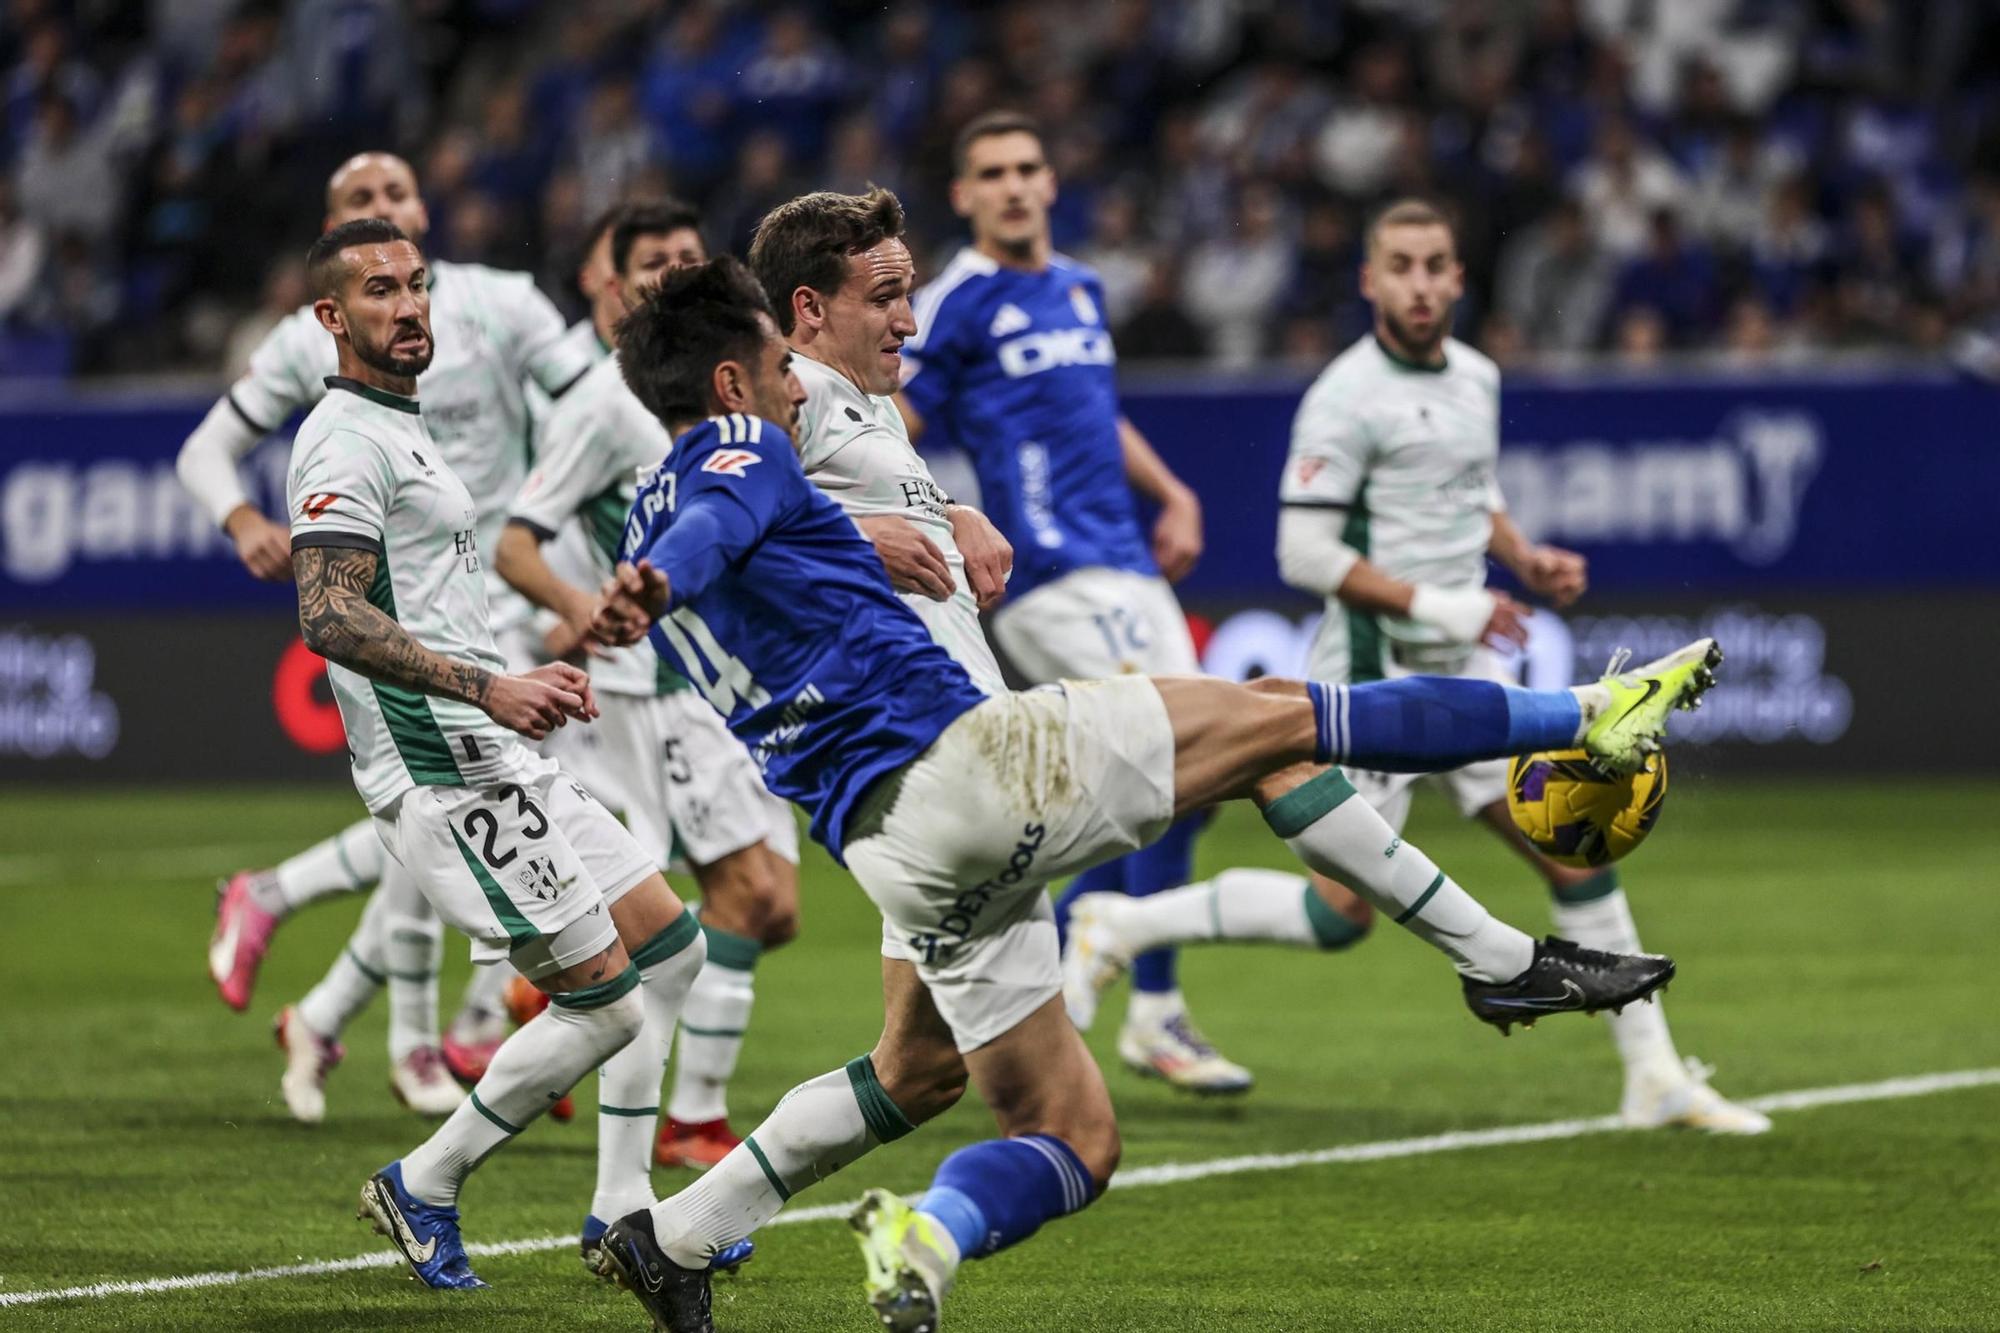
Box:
[182,152,597,1120]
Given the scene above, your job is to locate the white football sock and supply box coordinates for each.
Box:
[1265,771,1533,982]
[593,916,706,1222]
[1107,868,1334,953]
[666,926,760,1125]
[379,865,441,1062]
[1552,882,1681,1080]
[295,884,391,1038]
[402,982,644,1209]
[270,820,384,916]
[1124,987,1185,1029]
[449,957,516,1044]
[650,1056,912,1268]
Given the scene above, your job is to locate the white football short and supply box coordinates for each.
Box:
[549,690,798,873]
[990,567,1200,681]
[848,676,1176,1051]
[1334,646,1513,833]
[376,756,653,979]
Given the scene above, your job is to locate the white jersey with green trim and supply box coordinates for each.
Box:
[1282,334,1503,675]
[233,259,595,630]
[791,353,1007,696]
[287,377,536,814]
[510,351,686,698]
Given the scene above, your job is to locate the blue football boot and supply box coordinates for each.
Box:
[357,1161,487,1290]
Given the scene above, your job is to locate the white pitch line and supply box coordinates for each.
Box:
[4,1067,1995,1309]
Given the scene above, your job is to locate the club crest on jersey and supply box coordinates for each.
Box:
[301,492,339,520]
[989,303,1032,337]
[701,449,762,478]
[1069,285,1100,326]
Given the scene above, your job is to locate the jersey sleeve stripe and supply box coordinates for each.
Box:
[226,389,274,436]
[291,530,385,554]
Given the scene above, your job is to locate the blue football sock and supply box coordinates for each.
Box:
[1310,678,1581,771]
[1123,815,1203,993]
[916,1134,1096,1260]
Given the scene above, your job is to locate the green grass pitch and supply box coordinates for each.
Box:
[2,777,1997,1331]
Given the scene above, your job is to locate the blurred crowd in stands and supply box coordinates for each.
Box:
[6,0,2000,379]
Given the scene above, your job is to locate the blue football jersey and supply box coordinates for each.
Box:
[901,249,1155,598]
[621,413,987,859]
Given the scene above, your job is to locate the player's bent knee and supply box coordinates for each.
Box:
[759,902,801,950]
[870,1040,968,1126]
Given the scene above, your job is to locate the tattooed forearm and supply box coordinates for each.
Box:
[294,545,494,708]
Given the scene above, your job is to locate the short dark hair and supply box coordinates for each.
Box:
[306,217,410,299]
[1365,198,1457,255]
[611,198,704,275]
[746,187,904,335]
[617,256,775,430]
[952,110,1042,176]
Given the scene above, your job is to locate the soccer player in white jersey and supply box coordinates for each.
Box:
[898,112,1258,1094]
[184,153,596,1120]
[284,218,707,1289]
[746,186,1014,696]
[1064,199,1768,1134]
[496,200,804,1175]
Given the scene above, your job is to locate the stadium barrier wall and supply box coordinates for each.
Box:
[3,370,1993,781]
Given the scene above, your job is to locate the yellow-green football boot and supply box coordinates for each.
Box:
[1580,638,1723,775]
[850,1187,958,1333]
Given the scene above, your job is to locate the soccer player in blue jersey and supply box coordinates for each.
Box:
[580,257,1718,1333]
[896,110,1255,1093]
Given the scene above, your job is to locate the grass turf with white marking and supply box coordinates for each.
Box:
[2,780,1996,1330]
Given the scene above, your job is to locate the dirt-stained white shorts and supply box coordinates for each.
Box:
[376,756,654,979]
[850,677,1176,1050]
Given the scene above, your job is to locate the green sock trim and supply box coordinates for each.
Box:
[1552,868,1622,905]
[385,970,437,983]
[845,1054,916,1143]
[632,911,702,970]
[681,1024,747,1038]
[1393,872,1447,926]
[469,1089,523,1135]
[1302,883,1367,949]
[1261,770,1358,839]
[599,1104,659,1117]
[344,947,387,986]
[334,833,363,888]
[701,923,763,972]
[744,1134,792,1201]
[549,964,640,1010]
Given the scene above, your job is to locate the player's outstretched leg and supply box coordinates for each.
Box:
[1063,868,1369,1030]
[210,819,384,1010]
